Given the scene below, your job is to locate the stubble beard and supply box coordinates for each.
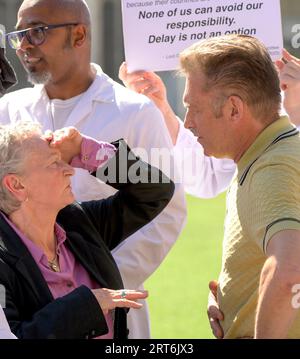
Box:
[27,69,52,85]
[26,30,73,86]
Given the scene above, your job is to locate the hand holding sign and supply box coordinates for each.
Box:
[276,49,300,125]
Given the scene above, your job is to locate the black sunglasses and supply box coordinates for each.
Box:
[6,23,78,50]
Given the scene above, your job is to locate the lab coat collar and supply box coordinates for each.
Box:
[36,63,115,104]
[33,63,116,129]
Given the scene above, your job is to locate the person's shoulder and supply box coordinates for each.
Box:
[94,67,156,109]
[262,134,300,166]
[112,79,157,112]
[93,66,165,128]
[58,201,85,222]
[249,137,300,186]
[0,87,37,105]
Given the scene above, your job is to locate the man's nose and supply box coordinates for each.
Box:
[184,114,193,130]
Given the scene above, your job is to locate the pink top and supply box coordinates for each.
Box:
[1,136,117,339]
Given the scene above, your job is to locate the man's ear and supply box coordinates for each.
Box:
[72,25,87,48]
[226,95,244,122]
[2,175,27,202]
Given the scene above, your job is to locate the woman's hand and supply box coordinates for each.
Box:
[43,127,83,163]
[91,288,148,315]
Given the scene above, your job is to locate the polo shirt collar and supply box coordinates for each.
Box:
[237,116,298,184]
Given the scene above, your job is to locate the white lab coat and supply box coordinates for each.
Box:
[0,64,188,339]
[0,305,16,339]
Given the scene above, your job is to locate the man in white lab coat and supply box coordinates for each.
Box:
[0,0,233,338]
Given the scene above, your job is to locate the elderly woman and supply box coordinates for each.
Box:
[0,121,174,339]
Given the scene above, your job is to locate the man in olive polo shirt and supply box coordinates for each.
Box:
[180,34,300,338]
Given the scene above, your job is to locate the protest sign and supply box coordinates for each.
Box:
[121,0,283,72]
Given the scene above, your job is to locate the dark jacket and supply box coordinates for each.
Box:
[0,140,174,339]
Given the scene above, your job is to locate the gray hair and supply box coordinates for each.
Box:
[0,121,42,214]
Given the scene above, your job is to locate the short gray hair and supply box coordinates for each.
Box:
[0,121,42,214]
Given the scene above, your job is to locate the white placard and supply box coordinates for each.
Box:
[121,0,283,72]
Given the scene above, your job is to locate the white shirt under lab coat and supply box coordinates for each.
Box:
[0,64,235,338]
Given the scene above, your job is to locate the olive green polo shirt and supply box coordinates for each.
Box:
[218,116,300,338]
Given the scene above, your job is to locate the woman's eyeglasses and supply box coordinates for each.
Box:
[6,23,78,50]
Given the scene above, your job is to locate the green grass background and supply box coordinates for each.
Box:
[145,193,226,339]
